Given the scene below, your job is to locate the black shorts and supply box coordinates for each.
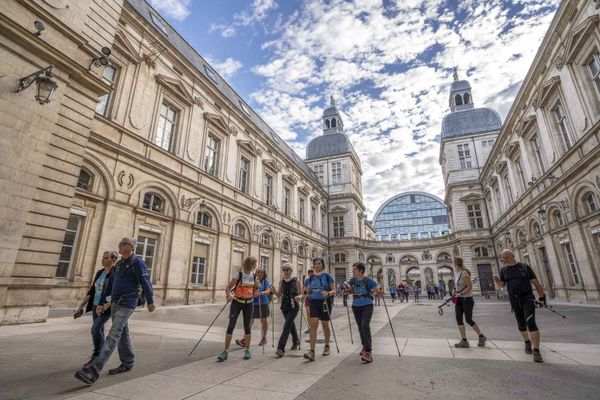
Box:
[309,297,333,321]
[252,303,270,319]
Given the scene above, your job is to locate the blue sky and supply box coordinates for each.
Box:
[149,0,559,217]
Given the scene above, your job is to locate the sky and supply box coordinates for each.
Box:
[148,0,560,217]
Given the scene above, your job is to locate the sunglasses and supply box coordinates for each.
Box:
[282,268,291,272]
[118,242,131,247]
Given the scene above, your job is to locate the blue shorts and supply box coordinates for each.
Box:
[309,297,333,321]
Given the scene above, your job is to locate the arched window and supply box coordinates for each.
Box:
[584,192,598,214]
[143,192,164,213]
[196,211,212,228]
[334,253,346,263]
[531,221,542,237]
[298,245,304,256]
[282,239,290,251]
[552,210,564,228]
[331,118,337,128]
[463,93,470,104]
[325,119,330,129]
[77,169,92,191]
[261,233,270,246]
[234,223,246,239]
[518,231,527,245]
[455,94,463,106]
[311,248,317,258]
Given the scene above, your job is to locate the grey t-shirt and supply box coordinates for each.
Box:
[456,270,473,297]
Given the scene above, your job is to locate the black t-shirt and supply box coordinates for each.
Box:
[280,278,299,311]
[500,263,537,297]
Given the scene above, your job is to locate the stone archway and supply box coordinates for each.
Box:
[406,266,421,287]
[437,265,453,296]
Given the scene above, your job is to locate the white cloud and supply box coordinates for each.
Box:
[209,23,237,38]
[204,56,243,79]
[149,0,191,21]
[246,0,559,216]
[235,0,279,26]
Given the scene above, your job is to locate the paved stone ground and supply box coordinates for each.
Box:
[0,298,598,400]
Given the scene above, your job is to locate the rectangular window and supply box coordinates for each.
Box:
[283,187,290,216]
[56,214,84,278]
[204,134,220,177]
[299,197,305,224]
[96,66,118,116]
[457,144,472,169]
[333,215,345,237]
[136,234,158,279]
[238,157,249,193]
[514,157,527,195]
[562,242,579,285]
[529,134,545,176]
[260,255,269,271]
[312,164,324,183]
[191,242,208,284]
[588,52,600,96]
[502,173,513,204]
[311,205,316,229]
[232,250,244,271]
[150,13,168,35]
[553,102,572,151]
[264,174,273,205]
[332,162,342,184]
[156,103,177,151]
[467,203,484,229]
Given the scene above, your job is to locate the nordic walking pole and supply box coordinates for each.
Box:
[381,292,401,358]
[535,301,567,319]
[345,292,354,345]
[323,297,340,353]
[258,294,265,354]
[271,293,275,348]
[188,300,229,357]
[299,274,305,350]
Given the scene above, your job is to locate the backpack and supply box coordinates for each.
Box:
[232,271,256,294]
[351,277,373,299]
[121,256,146,308]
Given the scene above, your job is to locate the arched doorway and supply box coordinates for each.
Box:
[367,255,382,281]
[437,266,453,296]
[406,267,421,288]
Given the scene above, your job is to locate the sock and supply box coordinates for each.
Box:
[479,334,484,337]
[525,340,531,343]
[533,348,539,351]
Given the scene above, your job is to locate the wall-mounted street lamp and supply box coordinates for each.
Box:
[16,65,58,105]
[88,47,112,70]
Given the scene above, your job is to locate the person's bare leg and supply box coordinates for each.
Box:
[519,331,530,342]
[321,320,330,345]
[309,318,319,350]
[471,324,482,336]
[244,333,251,349]
[225,333,232,349]
[458,325,466,339]
[261,318,268,340]
[530,330,540,349]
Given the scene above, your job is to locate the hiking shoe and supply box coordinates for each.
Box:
[290,343,300,351]
[259,337,267,346]
[108,364,132,376]
[454,339,470,348]
[533,349,544,363]
[243,349,252,360]
[361,351,373,363]
[74,367,98,385]
[276,349,284,357]
[322,344,331,356]
[217,350,228,362]
[478,335,487,347]
[525,341,533,354]
[82,356,95,368]
[303,349,315,361]
[235,338,246,347]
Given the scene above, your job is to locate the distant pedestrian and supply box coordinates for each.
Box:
[434,284,439,300]
[494,249,546,363]
[74,237,155,385]
[348,262,379,363]
[74,250,117,368]
[275,262,301,357]
[453,257,487,348]
[389,285,397,302]
[397,283,405,302]
[403,283,409,302]
[413,284,420,303]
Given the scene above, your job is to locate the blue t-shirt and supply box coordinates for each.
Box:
[93,271,108,306]
[349,277,377,307]
[254,278,271,305]
[307,273,334,300]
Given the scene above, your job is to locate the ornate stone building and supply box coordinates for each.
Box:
[1,0,599,325]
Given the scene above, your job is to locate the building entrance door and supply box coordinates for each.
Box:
[477,264,495,296]
[538,246,555,298]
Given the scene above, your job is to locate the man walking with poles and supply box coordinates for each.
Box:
[494,249,546,363]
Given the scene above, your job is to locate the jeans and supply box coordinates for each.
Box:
[90,302,135,374]
[352,304,373,352]
[277,307,299,351]
[91,310,111,357]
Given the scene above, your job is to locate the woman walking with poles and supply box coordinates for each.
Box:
[275,262,301,357]
[236,267,271,348]
[218,257,259,362]
[304,257,335,361]
[347,262,379,363]
[453,257,487,348]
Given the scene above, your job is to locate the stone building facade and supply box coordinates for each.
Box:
[1,0,599,325]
